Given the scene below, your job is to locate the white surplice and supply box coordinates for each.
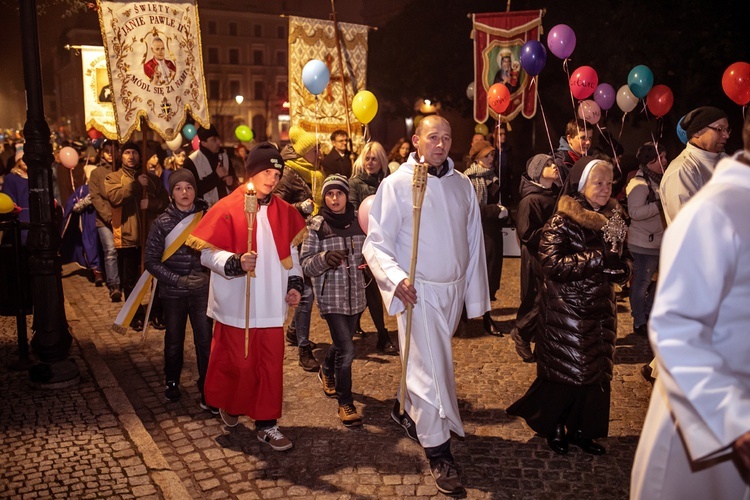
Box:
[631,154,750,499]
[363,154,490,447]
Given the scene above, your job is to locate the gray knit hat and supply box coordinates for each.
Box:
[526,154,552,182]
[168,168,197,197]
[322,174,349,197]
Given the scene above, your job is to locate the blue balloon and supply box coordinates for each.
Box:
[519,40,547,76]
[302,60,330,95]
[676,115,688,145]
[182,124,197,140]
[627,65,654,99]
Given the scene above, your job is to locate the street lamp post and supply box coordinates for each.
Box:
[18,0,79,386]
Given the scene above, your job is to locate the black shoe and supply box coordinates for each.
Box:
[634,324,648,336]
[569,430,606,455]
[149,318,166,330]
[130,318,144,331]
[391,400,419,442]
[199,395,219,415]
[546,424,569,455]
[376,332,399,355]
[165,381,181,402]
[641,363,655,384]
[298,344,320,372]
[483,312,503,336]
[110,286,122,303]
[285,328,298,346]
[430,460,466,498]
[511,328,535,362]
[354,328,366,337]
[93,270,105,287]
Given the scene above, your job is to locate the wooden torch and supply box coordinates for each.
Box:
[244,182,258,358]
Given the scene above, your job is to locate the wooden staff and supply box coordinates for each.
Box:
[399,158,429,415]
[243,182,258,358]
[330,0,352,140]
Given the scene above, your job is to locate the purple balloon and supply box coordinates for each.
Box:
[547,24,576,59]
[519,40,547,76]
[594,83,616,110]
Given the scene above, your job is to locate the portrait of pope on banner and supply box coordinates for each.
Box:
[143,35,176,86]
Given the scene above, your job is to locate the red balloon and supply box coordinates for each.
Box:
[646,85,674,118]
[357,195,375,234]
[722,61,750,106]
[568,66,598,100]
[87,128,104,140]
[488,83,511,114]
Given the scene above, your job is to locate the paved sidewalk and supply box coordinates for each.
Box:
[0,259,655,498]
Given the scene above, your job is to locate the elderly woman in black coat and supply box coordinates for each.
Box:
[507,157,631,456]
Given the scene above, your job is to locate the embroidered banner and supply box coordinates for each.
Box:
[81,45,118,140]
[96,0,209,142]
[288,16,368,148]
[472,10,543,123]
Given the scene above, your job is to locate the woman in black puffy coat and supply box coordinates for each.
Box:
[507,157,631,456]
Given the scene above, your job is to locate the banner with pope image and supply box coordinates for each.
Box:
[96,0,209,142]
[288,16,368,145]
[472,10,543,123]
[81,45,118,140]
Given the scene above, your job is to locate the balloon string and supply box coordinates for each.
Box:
[619,112,627,143]
[597,123,621,177]
[648,119,665,174]
[534,77,555,156]
[563,59,587,143]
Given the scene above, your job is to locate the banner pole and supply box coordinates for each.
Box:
[330,0,353,143]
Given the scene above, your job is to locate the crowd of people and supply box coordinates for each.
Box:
[2,106,748,498]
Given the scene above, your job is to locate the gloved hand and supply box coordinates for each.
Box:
[325,250,348,269]
[72,194,92,213]
[603,260,628,279]
[299,198,314,215]
[177,270,209,289]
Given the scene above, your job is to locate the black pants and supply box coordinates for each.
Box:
[514,249,542,343]
[117,246,144,323]
[424,439,453,467]
[162,293,213,394]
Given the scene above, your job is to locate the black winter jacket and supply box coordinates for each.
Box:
[537,194,631,386]
[348,170,384,209]
[144,199,210,299]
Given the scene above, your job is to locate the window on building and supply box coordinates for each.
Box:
[229,48,239,65]
[229,81,241,99]
[253,50,264,66]
[276,80,287,98]
[229,22,238,36]
[277,26,285,39]
[207,21,216,35]
[253,24,262,37]
[207,47,219,64]
[254,81,264,100]
[275,50,286,66]
[208,80,220,100]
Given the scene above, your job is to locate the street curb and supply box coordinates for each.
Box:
[68,301,191,499]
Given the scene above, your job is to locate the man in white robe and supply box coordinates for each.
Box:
[363,115,490,498]
[630,115,750,499]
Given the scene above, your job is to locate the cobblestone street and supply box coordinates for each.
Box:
[0,258,655,498]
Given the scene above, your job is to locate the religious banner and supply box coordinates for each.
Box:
[81,45,118,140]
[472,10,543,123]
[96,0,209,142]
[288,16,368,147]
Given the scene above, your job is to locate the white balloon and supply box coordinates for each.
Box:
[166,134,183,151]
[466,82,475,100]
[616,84,638,113]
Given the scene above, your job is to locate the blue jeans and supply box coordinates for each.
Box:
[630,252,659,328]
[322,313,358,405]
[161,294,213,394]
[97,226,119,288]
[290,279,314,347]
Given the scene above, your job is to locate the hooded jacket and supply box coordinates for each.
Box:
[537,194,631,386]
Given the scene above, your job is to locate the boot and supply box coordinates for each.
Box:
[298,344,319,372]
[109,285,122,303]
[93,270,105,287]
[376,330,398,355]
[546,424,568,455]
[569,430,606,455]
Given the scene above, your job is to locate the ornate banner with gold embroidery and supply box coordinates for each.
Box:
[96,0,209,142]
[472,10,543,124]
[288,16,368,147]
[81,45,118,140]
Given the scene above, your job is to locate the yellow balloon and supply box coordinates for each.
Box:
[474,123,489,135]
[0,193,15,214]
[352,90,378,124]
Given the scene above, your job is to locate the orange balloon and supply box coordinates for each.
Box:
[488,83,511,114]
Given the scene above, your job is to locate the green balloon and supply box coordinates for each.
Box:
[235,125,253,142]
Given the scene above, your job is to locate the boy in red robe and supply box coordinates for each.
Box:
[187,143,306,451]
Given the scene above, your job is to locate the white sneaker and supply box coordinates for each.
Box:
[256,425,293,451]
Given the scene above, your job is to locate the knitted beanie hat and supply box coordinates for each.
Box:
[322,174,349,197]
[245,142,284,179]
[526,153,552,181]
[289,126,318,156]
[197,124,220,142]
[682,106,728,138]
[168,168,197,197]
